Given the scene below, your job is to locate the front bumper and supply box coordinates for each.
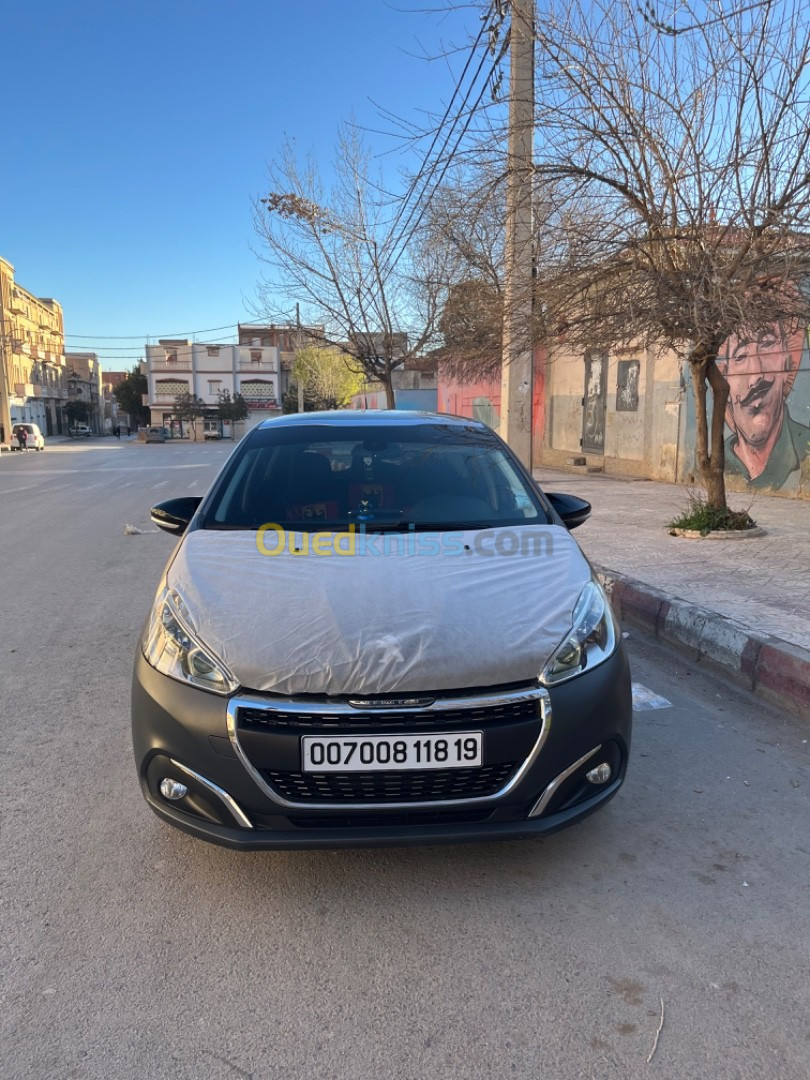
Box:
[132,646,632,850]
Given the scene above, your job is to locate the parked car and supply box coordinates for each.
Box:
[10,423,45,450]
[203,420,222,440]
[133,411,631,849]
[146,426,167,443]
[69,423,92,437]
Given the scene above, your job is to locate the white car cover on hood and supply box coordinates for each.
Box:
[166,525,593,696]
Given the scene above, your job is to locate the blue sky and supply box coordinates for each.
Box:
[0,0,479,369]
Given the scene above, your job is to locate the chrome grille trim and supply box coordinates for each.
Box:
[226,686,551,811]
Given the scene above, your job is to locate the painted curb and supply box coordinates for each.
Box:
[595,566,810,721]
[666,526,767,540]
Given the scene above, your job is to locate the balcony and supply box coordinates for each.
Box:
[238,360,277,372]
[151,360,192,371]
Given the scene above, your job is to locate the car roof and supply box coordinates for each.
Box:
[256,410,490,432]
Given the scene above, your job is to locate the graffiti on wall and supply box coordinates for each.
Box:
[616,360,640,412]
[717,323,810,490]
[681,323,810,493]
[582,353,607,453]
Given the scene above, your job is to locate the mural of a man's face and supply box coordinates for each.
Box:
[720,327,799,449]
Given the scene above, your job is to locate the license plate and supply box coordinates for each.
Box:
[301,732,483,772]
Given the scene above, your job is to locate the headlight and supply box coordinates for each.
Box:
[142,586,239,695]
[539,579,617,686]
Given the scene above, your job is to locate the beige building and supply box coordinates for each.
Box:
[64,352,104,433]
[145,338,282,437]
[238,322,324,401]
[543,344,684,482]
[542,329,810,499]
[0,256,66,444]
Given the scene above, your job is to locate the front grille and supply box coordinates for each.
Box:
[238,697,538,733]
[288,809,494,829]
[264,763,517,804]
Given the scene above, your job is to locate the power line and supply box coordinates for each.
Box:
[68,334,240,351]
[384,46,504,281]
[63,322,239,340]
[380,3,500,276]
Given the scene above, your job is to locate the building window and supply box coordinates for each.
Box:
[208,380,222,395]
[165,350,177,363]
[207,346,220,357]
[250,350,262,363]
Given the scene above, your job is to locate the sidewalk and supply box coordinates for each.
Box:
[535,467,810,719]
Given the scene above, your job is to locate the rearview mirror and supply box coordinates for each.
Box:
[151,497,203,535]
[545,491,591,531]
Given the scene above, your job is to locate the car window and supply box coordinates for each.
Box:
[204,424,548,530]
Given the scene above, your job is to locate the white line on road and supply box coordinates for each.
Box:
[10,465,212,476]
[632,683,672,710]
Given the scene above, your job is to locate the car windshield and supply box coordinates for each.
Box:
[203,423,548,531]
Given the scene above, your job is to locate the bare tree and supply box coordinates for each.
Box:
[173,390,205,441]
[523,0,810,508]
[422,164,506,380]
[254,126,449,409]
[420,154,559,383]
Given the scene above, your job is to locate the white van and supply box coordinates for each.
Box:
[11,423,45,450]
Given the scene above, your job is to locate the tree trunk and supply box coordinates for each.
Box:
[688,347,729,510]
[382,372,396,410]
[705,359,730,509]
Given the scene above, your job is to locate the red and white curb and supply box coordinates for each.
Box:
[596,567,810,721]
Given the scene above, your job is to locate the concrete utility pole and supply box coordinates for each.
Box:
[499,0,535,469]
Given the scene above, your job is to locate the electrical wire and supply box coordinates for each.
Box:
[383,46,504,281]
[63,323,240,340]
[380,3,502,278]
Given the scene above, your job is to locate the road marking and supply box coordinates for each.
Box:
[154,480,169,488]
[632,683,672,710]
[0,485,39,494]
[10,464,212,476]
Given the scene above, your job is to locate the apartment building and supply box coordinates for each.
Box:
[64,351,104,433]
[145,338,281,435]
[0,256,66,443]
[238,322,325,401]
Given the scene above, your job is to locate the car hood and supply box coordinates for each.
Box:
[166,525,593,696]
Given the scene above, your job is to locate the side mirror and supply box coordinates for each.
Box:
[545,491,591,531]
[151,496,203,535]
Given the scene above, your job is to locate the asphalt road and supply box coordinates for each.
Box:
[2,439,808,1080]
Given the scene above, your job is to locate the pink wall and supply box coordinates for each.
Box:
[437,348,546,467]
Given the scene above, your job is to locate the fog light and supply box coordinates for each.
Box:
[160,778,188,800]
[585,762,612,785]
